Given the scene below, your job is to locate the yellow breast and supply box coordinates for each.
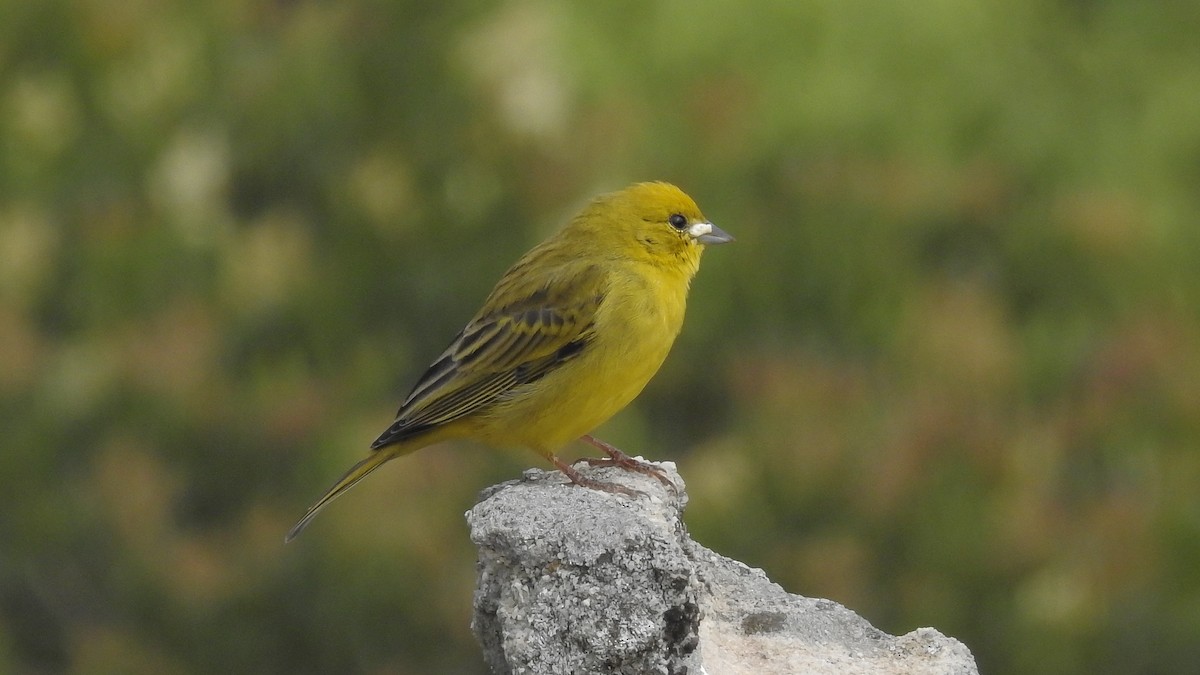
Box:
[476,263,690,454]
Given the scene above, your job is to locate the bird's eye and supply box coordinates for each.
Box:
[668,214,688,230]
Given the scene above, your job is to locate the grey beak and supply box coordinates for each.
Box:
[696,223,734,245]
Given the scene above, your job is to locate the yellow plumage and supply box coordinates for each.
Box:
[286,182,732,541]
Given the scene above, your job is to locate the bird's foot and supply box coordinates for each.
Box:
[579,434,677,492]
[551,456,642,498]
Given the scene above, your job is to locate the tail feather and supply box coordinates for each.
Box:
[285,450,395,543]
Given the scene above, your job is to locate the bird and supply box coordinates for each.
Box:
[285,181,732,542]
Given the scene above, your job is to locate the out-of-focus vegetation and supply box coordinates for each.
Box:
[2,0,1198,672]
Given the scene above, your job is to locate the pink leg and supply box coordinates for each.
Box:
[550,455,641,497]
[579,435,676,490]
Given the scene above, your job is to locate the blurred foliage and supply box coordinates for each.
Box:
[2,0,1199,673]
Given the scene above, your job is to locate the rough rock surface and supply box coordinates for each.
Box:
[468,462,979,675]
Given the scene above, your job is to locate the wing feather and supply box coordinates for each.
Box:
[371,262,605,449]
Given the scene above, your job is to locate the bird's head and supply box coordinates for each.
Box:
[576,182,733,275]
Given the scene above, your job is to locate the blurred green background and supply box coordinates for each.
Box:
[3,0,1199,673]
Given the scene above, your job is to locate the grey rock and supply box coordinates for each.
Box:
[468,462,978,675]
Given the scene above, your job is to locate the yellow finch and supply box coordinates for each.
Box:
[286,182,732,541]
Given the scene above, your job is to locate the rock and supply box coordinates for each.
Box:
[468,462,978,675]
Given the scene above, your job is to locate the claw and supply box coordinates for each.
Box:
[551,456,643,497]
[579,435,677,492]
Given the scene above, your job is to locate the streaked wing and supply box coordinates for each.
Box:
[371,263,605,449]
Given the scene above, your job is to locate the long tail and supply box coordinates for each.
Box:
[285,448,398,543]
